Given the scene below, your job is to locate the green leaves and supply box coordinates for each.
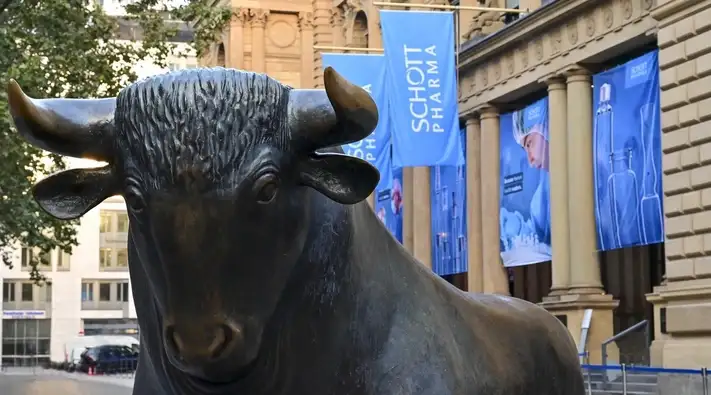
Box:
[0,0,230,282]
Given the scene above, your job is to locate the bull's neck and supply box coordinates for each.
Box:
[241,193,403,392]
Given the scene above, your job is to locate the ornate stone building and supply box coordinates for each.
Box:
[206,0,711,374]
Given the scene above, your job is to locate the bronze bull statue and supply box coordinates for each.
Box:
[7,67,584,395]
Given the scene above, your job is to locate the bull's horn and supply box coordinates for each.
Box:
[7,80,116,162]
[288,67,378,151]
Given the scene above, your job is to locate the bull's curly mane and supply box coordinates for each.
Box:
[114,67,291,189]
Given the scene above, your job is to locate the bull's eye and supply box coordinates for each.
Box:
[253,173,279,204]
[124,186,146,213]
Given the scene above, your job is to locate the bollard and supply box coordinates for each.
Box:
[621,364,627,395]
[702,367,708,395]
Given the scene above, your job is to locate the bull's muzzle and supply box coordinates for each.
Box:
[163,319,244,366]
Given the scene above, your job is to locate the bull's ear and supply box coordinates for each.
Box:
[299,153,379,204]
[32,166,118,220]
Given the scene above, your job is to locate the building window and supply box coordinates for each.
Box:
[1,319,51,367]
[117,282,130,302]
[21,283,33,302]
[117,248,128,267]
[99,248,113,268]
[3,282,16,302]
[20,248,29,267]
[100,211,113,233]
[45,284,52,302]
[82,281,129,310]
[21,248,51,270]
[56,249,71,270]
[505,0,519,7]
[99,283,111,301]
[117,213,129,232]
[81,282,94,302]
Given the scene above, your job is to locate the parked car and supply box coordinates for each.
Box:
[77,345,138,374]
[63,335,139,372]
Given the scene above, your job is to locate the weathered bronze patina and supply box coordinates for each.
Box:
[7,67,584,395]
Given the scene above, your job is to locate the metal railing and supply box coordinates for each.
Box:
[600,319,650,389]
[1,355,137,381]
[601,319,650,367]
[582,363,709,395]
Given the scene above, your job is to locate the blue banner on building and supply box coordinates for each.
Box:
[321,53,392,190]
[375,165,404,243]
[380,10,463,168]
[431,128,467,276]
[593,51,663,251]
[499,98,552,267]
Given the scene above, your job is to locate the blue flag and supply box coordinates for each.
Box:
[592,50,663,251]
[380,10,463,168]
[374,165,404,243]
[321,53,392,190]
[499,98,552,267]
[430,128,467,276]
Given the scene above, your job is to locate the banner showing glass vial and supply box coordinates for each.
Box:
[430,128,468,276]
[380,10,463,168]
[321,53,392,190]
[375,165,404,243]
[592,51,664,251]
[499,98,553,267]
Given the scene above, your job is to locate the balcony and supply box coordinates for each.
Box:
[81,281,130,314]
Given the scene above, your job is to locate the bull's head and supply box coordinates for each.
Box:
[7,67,379,382]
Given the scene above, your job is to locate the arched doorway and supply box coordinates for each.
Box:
[216,43,225,67]
[352,11,368,48]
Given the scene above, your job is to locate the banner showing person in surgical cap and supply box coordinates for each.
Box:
[499,97,552,267]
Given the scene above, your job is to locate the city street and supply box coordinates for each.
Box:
[0,370,133,395]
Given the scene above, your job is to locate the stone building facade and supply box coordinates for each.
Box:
[204,0,711,371]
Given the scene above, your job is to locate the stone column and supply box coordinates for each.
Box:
[298,12,314,89]
[479,106,510,294]
[545,76,571,295]
[227,8,248,69]
[367,6,382,48]
[565,68,603,293]
[249,9,269,73]
[412,167,432,269]
[312,0,333,88]
[364,7,380,210]
[403,167,415,253]
[539,69,617,365]
[466,116,484,292]
[331,9,345,47]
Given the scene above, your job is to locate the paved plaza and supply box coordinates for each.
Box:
[0,369,133,395]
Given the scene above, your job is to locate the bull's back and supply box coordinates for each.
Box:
[447,290,584,394]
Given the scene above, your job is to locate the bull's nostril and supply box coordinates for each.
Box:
[165,326,182,354]
[208,324,233,360]
[206,326,226,356]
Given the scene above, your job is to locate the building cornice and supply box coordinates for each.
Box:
[459,0,605,71]
[650,0,705,21]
